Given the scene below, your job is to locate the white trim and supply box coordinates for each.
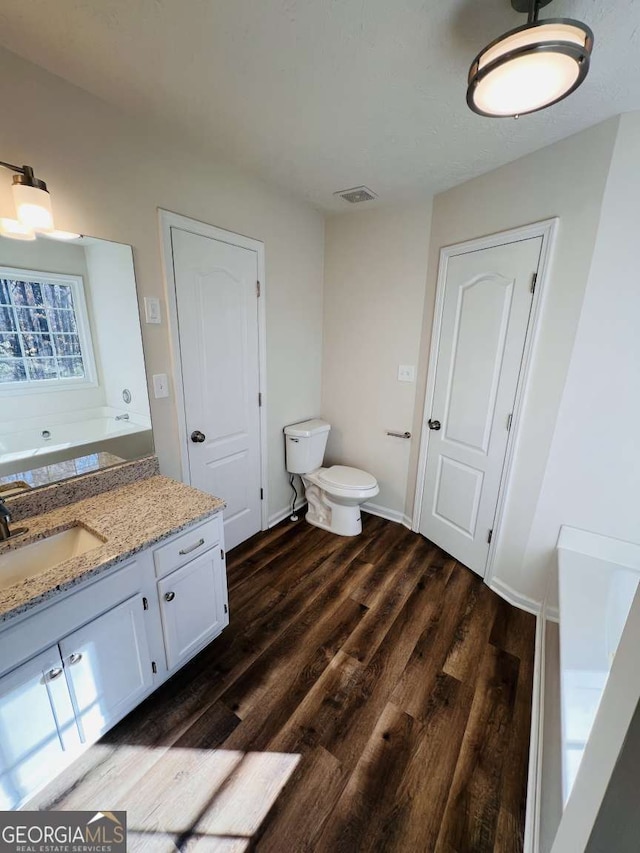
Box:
[158,209,269,531]
[545,605,559,623]
[0,266,98,394]
[412,219,559,590]
[362,501,413,529]
[525,609,547,853]
[489,576,542,616]
[363,501,403,524]
[268,499,308,528]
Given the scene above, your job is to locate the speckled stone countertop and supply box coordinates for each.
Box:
[0,476,225,623]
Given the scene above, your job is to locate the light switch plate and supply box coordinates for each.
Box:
[153,373,169,398]
[398,364,415,383]
[144,297,162,324]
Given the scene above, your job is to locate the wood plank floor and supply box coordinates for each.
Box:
[31,514,536,852]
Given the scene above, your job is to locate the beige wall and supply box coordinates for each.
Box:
[523,111,640,606]
[322,202,432,518]
[0,47,325,520]
[409,118,619,604]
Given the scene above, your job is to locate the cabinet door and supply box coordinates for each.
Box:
[0,646,81,809]
[59,594,153,743]
[157,548,227,670]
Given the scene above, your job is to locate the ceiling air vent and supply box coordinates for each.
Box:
[334,186,378,204]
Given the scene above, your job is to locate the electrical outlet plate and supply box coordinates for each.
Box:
[144,297,161,324]
[398,364,416,383]
[153,373,169,398]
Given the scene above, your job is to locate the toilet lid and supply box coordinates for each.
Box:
[318,465,377,490]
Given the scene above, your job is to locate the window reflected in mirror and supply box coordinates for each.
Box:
[0,234,153,493]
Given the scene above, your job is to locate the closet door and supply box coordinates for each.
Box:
[420,237,542,575]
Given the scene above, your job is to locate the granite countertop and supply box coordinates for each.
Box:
[0,475,225,623]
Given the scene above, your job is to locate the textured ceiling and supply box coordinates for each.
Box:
[0,0,638,211]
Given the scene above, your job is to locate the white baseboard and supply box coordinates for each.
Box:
[489,577,543,616]
[362,501,413,529]
[268,500,307,528]
[525,609,547,853]
[271,499,411,531]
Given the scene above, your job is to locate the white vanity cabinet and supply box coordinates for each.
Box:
[59,593,153,743]
[0,510,227,809]
[158,549,227,670]
[154,517,227,671]
[0,645,81,810]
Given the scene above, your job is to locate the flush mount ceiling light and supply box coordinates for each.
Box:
[467,0,593,118]
[0,159,55,239]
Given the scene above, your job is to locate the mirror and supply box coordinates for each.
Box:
[0,233,153,494]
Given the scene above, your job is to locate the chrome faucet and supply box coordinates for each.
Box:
[115,414,130,421]
[0,498,27,541]
[0,498,12,541]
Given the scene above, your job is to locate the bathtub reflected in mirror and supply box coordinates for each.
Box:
[0,233,153,493]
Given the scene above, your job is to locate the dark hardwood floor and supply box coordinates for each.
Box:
[31,513,536,852]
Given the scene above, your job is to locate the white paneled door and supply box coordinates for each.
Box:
[419,237,543,575]
[171,227,262,551]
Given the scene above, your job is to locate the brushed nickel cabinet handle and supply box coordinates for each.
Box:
[164,591,176,602]
[46,667,63,681]
[68,653,83,665]
[178,537,205,556]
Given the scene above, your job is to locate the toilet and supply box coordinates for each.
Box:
[284,418,379,536]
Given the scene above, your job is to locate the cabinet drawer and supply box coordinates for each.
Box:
[0,558,141,677]
[153,515,221,580]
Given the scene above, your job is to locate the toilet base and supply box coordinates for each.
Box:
[305,504,362,537]
[301,472,375,537]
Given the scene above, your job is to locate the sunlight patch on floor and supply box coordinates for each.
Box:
[36,745,301,851]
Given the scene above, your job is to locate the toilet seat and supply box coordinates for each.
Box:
[318,465,377,491]
[305,466,379,501]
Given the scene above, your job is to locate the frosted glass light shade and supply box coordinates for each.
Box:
[12,182,54,232]
[467,19,593,117]
[0,218,36,241]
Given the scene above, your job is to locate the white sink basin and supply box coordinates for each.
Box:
[0,526,104,591]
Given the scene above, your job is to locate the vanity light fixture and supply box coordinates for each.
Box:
[43,230,82,241]
[467,0,593,118]
[0,159,54,239]
[0,217,36,241]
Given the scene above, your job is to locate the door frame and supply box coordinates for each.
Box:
[412,218,558,585]
[159,209,269,531]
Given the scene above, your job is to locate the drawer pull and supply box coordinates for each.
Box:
[46,667,63,681]
[164,591,176,602]
[68,653,83,665]
[178,537,205,556]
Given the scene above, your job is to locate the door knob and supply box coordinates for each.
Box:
[428,419,441,431]
[68,653,83,665]
[190,430,206,443]
[46,667,63,681]
[164,591,176,602]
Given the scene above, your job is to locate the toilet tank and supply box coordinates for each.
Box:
[284,419,331,474]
